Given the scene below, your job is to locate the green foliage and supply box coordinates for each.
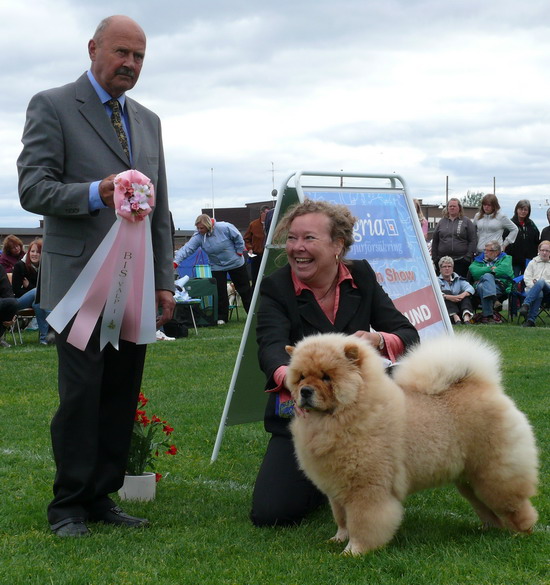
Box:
[0,321,548,585]
[461,190,484,208]
[126,393,176,476]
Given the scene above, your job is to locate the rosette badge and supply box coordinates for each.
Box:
[47,169,158,351]
[114,169,155,222]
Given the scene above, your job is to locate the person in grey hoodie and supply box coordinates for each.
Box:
[175,214,252,324]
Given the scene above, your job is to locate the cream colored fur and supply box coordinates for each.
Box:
[287,333,539,555]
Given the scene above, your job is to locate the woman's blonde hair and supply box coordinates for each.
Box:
[194,214,213,233]
[274,199,357,258]
[438,256,454,269]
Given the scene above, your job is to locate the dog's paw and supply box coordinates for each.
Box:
[341,544,363,557]
[329,528,349,543]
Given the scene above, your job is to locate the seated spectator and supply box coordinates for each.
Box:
[469,240,514,324]
[0,265,19,347]
[437,256,474,325]
[519,240,550,327]
[11,238,53,345]
[0,235,25,273]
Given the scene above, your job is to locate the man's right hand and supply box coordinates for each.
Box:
[98,174,117,208]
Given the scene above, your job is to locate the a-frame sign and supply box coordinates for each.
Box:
[211,171,451,461]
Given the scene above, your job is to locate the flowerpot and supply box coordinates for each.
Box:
[118,472,156,502]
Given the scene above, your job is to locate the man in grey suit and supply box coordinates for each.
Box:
[17,15,175,537]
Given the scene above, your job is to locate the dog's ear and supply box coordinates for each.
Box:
[285,345,294,356]
[343,342,361,364]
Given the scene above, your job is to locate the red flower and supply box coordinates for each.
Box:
[127,394,177,477]
[155,473,162,483]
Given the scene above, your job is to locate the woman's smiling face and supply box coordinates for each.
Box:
[285,212,343,285]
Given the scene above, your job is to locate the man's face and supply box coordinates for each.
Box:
[88,18,146,97]
[484,245,500,261]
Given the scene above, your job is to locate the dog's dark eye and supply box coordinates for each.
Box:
[322,372,331,382]
[299,374,305,381]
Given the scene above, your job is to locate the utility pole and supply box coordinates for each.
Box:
[211,167,215,219]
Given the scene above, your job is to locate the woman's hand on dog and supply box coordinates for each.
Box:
[353,330,381,348]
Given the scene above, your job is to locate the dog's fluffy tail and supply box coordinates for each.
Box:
[392,333,501,395]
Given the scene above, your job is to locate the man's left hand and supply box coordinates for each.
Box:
[156,289,175,327]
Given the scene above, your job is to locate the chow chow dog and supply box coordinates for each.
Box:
[286,333,539,555]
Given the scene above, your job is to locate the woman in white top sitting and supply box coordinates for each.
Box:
[473,193,518,254]
[519,240,550,327]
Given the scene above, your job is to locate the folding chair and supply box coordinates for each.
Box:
[509,275,526,322]
[8,308,35,345]
[193,264,212,278]
[227,282,240,321]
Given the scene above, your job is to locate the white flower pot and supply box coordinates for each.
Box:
[118,472,156,502]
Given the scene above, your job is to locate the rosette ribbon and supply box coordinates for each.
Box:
[47,170,157,351]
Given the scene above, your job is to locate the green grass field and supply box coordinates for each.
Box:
[0,320,548,585]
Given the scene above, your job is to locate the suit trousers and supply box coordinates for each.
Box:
[47,318,147,525]
[212,264,252,322]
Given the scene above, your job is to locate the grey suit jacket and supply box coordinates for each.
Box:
[17,72,174,310]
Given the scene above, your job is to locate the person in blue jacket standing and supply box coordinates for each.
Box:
[175,214,252,324]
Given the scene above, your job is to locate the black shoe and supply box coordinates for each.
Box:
[522,319,535,328]
[51,520,90,537]
[89,506,148,527]
[519,303,529,318]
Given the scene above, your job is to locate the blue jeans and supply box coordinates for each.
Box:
[475,273,506,317]
[524,280,550,322]
[17,288,51,343]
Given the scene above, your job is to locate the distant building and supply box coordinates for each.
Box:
[1,199,477,253]
[0,222,44,248]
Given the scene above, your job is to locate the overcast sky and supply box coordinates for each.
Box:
[2,0,550,230]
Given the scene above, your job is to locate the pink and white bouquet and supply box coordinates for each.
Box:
[114,169,155,222]
[47,169,158,351]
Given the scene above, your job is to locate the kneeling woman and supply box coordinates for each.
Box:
[437,256,475,325]
[251,199,419,527]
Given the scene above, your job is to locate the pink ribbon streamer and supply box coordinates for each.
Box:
[47,170,157,351]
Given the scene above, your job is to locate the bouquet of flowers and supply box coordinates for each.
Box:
[114,170,155,222]
[47,169,157,351]
[126,392,177,481]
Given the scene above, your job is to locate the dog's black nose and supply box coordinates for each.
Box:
[300,386,314,400]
